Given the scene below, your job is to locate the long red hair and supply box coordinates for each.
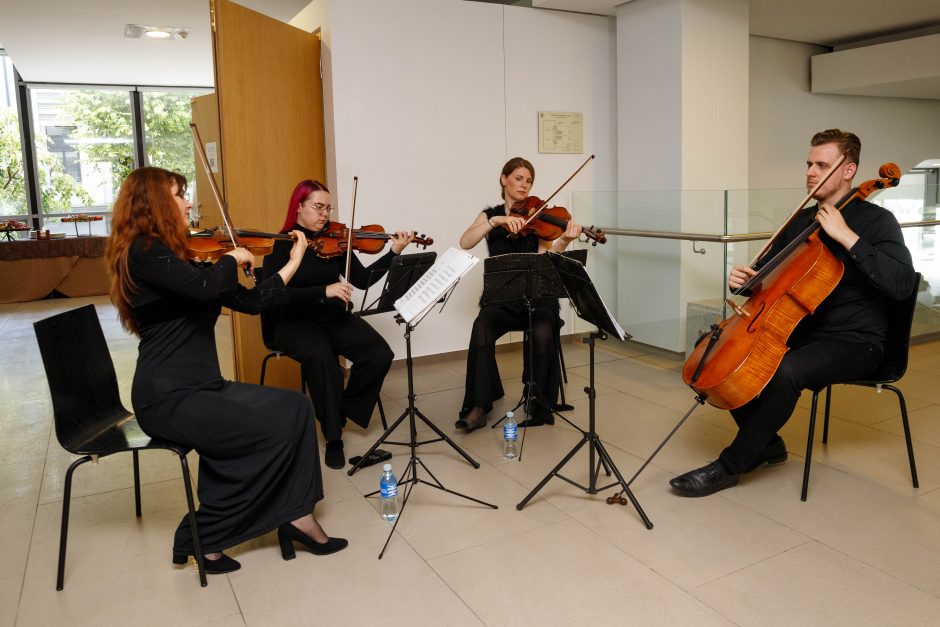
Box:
[106,167,189,335]
[280,179,330,233]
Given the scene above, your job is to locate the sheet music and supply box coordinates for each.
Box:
[602,298,627,341]
[395,247,478,322]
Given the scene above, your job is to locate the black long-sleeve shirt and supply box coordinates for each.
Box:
[128,237,288,410]
[755,198,916,347]
[266,222,397,322]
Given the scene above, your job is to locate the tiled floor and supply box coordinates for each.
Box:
[3,295,940,626]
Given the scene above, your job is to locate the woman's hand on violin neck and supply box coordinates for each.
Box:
[561,221,582,242]
[728,265,757,290]
[225,247,255,269]
[276,230,308,286]
[389,230,415,254]
[288,230,308,262]
[326,281,353,303]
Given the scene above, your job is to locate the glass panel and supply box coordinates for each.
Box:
[30,87,134,235]
[0,53,30,237]
[574,176,940,354]
[141,90,209,190]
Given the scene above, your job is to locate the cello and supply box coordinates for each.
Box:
[681,161,902,410]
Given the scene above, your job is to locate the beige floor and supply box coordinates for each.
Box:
[4,295,940,626]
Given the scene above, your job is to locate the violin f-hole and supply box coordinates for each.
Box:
[745,301,766,334]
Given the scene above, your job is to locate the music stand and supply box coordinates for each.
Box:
[352,251,498,558]
[483,251,581,460]
[515,253,653,530]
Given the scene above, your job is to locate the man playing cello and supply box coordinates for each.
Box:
[670,129,917,497]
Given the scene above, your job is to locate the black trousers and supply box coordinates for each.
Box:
[719,338,882,474]
[460,303,559,420]
[274,314,393,442]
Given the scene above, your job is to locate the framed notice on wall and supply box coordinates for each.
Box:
[538,111,583,154]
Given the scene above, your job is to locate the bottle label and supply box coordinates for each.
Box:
[381,481,398,499]
[504,424,517,441]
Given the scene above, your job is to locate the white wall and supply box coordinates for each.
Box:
[749,36,940,190]
[296,0,617,359]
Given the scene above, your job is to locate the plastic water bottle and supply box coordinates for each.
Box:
[503,411,518,460]
[379,463,399,522]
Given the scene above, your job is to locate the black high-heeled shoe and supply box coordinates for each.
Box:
[172,551,241,574]
[277,522,348,560]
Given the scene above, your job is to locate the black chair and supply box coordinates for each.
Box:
[256,267,387,430]
[34,304,207,589]
[801,273,921,501]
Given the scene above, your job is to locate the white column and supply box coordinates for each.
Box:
[616,0,748,351]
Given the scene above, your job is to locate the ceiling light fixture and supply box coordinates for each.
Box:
[124,24,192,41]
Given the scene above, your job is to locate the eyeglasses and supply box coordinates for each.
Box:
[302,202,333,215]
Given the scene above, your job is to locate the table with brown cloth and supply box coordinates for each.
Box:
[0,237,110,303]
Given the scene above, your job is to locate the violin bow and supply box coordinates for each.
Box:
[340,176,359,311]
[520,154,595,228]
[747,152,847,268]
[189,123,254,281]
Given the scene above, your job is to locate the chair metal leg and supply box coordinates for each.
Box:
[884,384,919,488]
[378,398,388,430]
[57,456,92,591]
[179,454,207,587]
[557,336,568,384]
[259,352,276,385]
[822,385,832,444]
[802,390,821,501]
[133,450,142,517]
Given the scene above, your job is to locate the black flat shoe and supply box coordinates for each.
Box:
[669,460,739,497]
[324,440,345,469]
[172,551,241,574]
[277,523,348,560]
[456,407,487,432]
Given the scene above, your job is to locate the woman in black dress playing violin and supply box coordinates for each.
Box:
[456,157,581,430]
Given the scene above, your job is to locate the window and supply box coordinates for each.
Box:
[142,89,209,188]
[0,53,29,229]
[30,87,134,236]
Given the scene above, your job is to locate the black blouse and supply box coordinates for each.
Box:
[266,222,397,322]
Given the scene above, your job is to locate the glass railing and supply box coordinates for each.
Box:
[570,183,940,354]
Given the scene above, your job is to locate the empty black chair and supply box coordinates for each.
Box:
[801,273,921,501]
[34,304,207,589]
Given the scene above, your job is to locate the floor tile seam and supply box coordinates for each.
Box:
[419,555,489,627]
[798,535,940,600]
[421,516,570,564]
[225,572,248,626]
[689,537,816,594]
[15,422,52,627]
[35,475,191,509]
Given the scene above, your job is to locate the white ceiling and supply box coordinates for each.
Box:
[1,0,940,94]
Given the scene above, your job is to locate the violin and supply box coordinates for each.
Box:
[185,227,282,263]
[509,196,606,245]
[234,224,434,259]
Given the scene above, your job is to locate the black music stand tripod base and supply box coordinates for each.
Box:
[515,331,653,529]
[355,316,497,559]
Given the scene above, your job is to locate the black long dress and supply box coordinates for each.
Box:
[128,238,323,556]
[459,205,561,421]
[265,223,395,441]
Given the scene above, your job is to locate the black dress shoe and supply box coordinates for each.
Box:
[277,523,348,560]
[749,438,788,471]
[172,551,241,574]
[325,440,345,469]
[669,460,739,497]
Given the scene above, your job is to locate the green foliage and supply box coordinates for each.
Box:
[0,110,93,214]
[1,89,197,216]
[64,90,197,197]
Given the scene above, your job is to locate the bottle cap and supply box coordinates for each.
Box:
[506,411,513,418]
[383,463,392,471]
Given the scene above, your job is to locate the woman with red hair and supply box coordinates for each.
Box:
[266,180,414,469]
[107,167,347,575]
